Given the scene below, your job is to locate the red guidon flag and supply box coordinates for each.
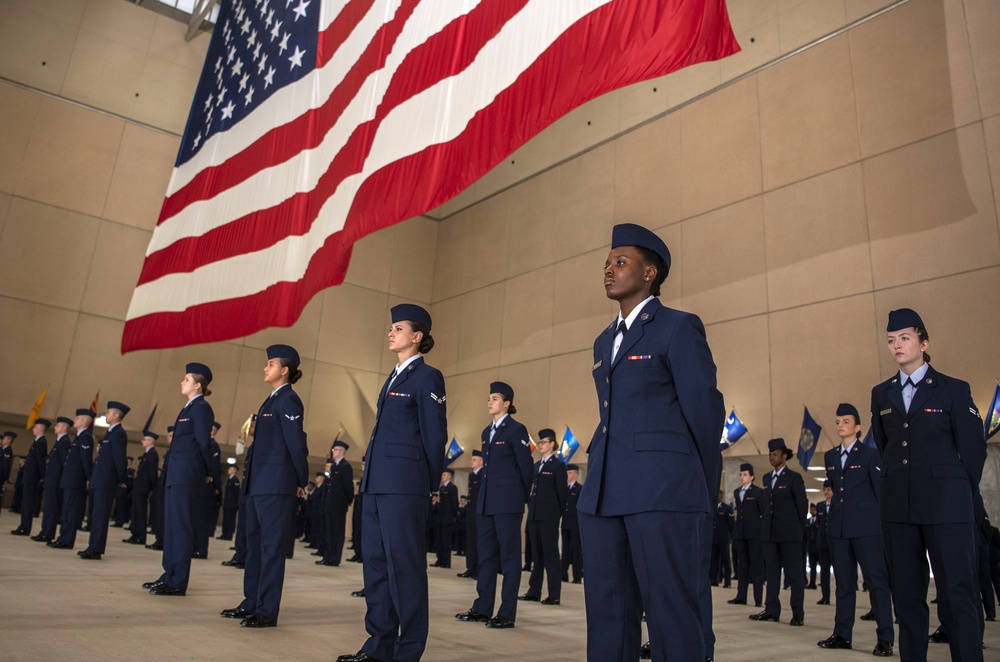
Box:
[122,0,739,352]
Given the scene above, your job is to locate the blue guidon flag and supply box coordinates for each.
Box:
[719,408,747,452]
[444,436,464,466]
[796,406,822,470]
[559,425,580,465]
[985,384,1000,442]
[122,0,739,351]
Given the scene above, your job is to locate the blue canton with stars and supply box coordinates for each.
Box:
[177,0,321,166]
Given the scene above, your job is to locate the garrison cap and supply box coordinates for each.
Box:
[391,304,432,332]
[739,463,754,474]
[107,401,130,416]
[332,440,349,450]
[490,381,514,402]
[56,416,74,426]
[266,344,300,364]
[34,419,52,429]
[537,428,556,441]
[567,464,580,472]
[75,408,95,418]
[887,308,926,334]
[611,223,671,275]
[185,362,213,383]
[836,403,860,420]
[471,449,483,458]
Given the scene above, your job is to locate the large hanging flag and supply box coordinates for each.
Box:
[719,408,747,452]
[121,0,739,351]
[985,383,1000,442]
[559,426,580,465]
[445,436,464,466]
[796,406,822,471]
[25,388,48,429]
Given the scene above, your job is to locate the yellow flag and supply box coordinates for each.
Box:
[26,388,48,429]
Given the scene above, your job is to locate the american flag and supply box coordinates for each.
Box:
[122,0,739,352]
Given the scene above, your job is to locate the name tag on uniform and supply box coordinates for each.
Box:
[592,360,602,371]
[879,408,892,416]
[627,355,652,361]
[826,466,835,471]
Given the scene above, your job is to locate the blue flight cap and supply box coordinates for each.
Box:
[538,428,556,441]
[767,438,790,453]
[315,471,325,477]
[442,468,454,476]
[391,303,432,332]
[34,418,52,429]
[2,431,17,439]
[266,344,300,364]
[332,440,349,450]
[490,381,514,402]
[567,464,580,472]
[887,308,926,334]
[611,223,671,275]
[185,362,213,384]
[739,463,754,474]
[167,425,175,433]
[822,479,831,488]
[471,449,483,458]
[56,416,74,426]
[143,431,159,441]
[212,421,222,430]
[836,403,860,421]
[76,408,95,418]
[107,401,130,416]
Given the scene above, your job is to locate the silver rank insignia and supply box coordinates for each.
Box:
[431,393,446,404]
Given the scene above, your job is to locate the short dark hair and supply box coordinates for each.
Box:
[407,321,435,354]
[634,246,668,297]
[278,358,303,384]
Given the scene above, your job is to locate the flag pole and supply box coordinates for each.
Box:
[733,406,761,454]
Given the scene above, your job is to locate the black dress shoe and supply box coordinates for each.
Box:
[10,529,29,536]
[806,584,817,589]
[571,578,582,584]
[192,552,207,559]
[540,597,560,605]
[79,551,102,560]
[522,564,532,571]
[316,560,339,566]
[749,610,779,622]
[872,640,894,657]
[149,584,185,596]
[928,628,948,644]
[311,551,323,556]
[122,538,142,544]
[817,597,831,605]
[817,634,852,649]
[789,618,804,626]
[221,606,251,619]
[221,559,242,567]
[860,610,875,621]
[485,615,515,629]
[430,561,442,567]
[727,598,747,605]
[146,543,163,550]
[723,583,731,588]
[350,589,366,598]
[30,534,51,542]
[47,541,70,549]
[240,614,277,628]
[518,593,540,602]
[347,556,361,563]
[455,609,491,622]
[456,570,473,578]
[640,641,651,659]
[80,525,90,531]
[142,580,165,590]
[335,653,383,662]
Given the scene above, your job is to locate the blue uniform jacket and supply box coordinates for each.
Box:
[324,458,354,512]
[0,445,12,485]
[814,500,830,548]
[476,415,534,516]
[870,365,986,525]
[243,384,309,496]
[527,455,568,522]
[579,298,725,517]
[166,396,215,487]
[223,474,240,508]
[824,443,882,538]
[761,468,807,543]
[361,356,448,496]
[60,429,93,489]
[134,447,159,495]
[733,483,765,540]
[562,481,582,530]
[90,425,128,491]
[23,435,48,485]
[43,434,71,488]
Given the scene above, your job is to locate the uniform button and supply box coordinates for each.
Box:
[602,426,607,433]
[605,377,609,384]
[902,422,908,429]
[603,400,608,408]
[902,459,908,465]
[840,487,844,491]
[902,441,907,447]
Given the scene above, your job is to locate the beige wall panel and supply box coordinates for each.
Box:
[426,296,461,377]
[148,14,211,71]
[763,164,873,309]
[507,173,557,281]
[426,184,478,220]
[758,35,861,190]
[131,55,202,134]
[60,314,162,431]
[497,358,552,444]
[727,0,779,32]
[768,293,880,450]
[345,223,394,291]
[871,266,1000,408]
[613,113,682,229]
[60,30,144,117]
[706,314,773,456]
[306,361,380,460]
[553,248,619,356]
[500,267,554,365]
[658,223,684,309]
[845,0,901,22]
[103,124,178,230]
[0,194,10,236]
[14,97,123,217]
[555,143,615,259]
[680,198,767,325]
[443,368,499,452]
[680,77,762,218]
[315,284,389,370]
[388,217,438,301]
[548,350,599,465]
[542,92,621,166]
[0,4,77,94]
[463,192,511,292]
[0,198,101,308]
[431,210,469,301]
[720,19,780,83]
[453,283,505,375]
[0,296,78,417]
[661,60,723,113]
[964,0,1000,118]
[777,0,847,54]
[79,0,157,53]
[617,82,674,136]
[985,116,1000,237]
[864,125,1000,289]
[851,0,980,158]
[0,83,41,195]
[470,156,519,203]
[79,221,151,320]
[5,0,87,24]
[242,291,325,359]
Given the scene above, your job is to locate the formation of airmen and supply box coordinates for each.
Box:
[2,223,995,662]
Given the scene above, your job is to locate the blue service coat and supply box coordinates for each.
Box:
[824,443,882,538]
[90,425,128,491]
[580,298,724,516]
[0,444,13,485]
[361,356,448,496]
[733,483,765,540]
[243,384,309,496]
[134,447,159,496]
[476,415,533,516]
[23,435,48,485]
[527,455,569,522]
[761,468,808,543]
[43,434,71,488]
[870,366,986,524]
[166,396,215,487]
[60,429,93,489]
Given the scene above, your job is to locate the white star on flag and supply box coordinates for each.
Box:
[288,45,305,70]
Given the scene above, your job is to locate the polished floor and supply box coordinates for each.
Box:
[0,517,995,661]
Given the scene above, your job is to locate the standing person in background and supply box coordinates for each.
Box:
[520,429,568,606]
[126,433,159,546]
[79,403,129,560]
[0,432,15,497]
[814,481,834,605]
[729,463,765,608]
[219,464,240,541]
[871,308,985,662]
[49,410,94,550]
[433,468,458,569]
[147,426,173,551]
[320,440,353,567]
[220,344,309,628]
[337,304,447,662]
[457,451,483,580]
[12,419,49,536]
[561,464,583,584]
[710,490,734,587]
[193,422,222,559]
[112,457,134,529]
[34,416,72,543]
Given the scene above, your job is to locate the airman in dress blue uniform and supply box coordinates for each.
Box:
[49,410,94,550]
[125,432,159,545]
[578,223,725,662]
[454,382,534,630]
[321,439,354,567]
[221,344,309,627]
[871,308,986,662]
[521,428,569,605]
[433,467,458,569]
[0,432,14,494]
[729,463,765,607]
[12,418,49,536]
[457,450,484,579]
[79,403,130,559]
[35,416,73,542]
[817,403,894,656]
[338,304,447,662]
[561,463,583,584]
[145,363,214,595]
